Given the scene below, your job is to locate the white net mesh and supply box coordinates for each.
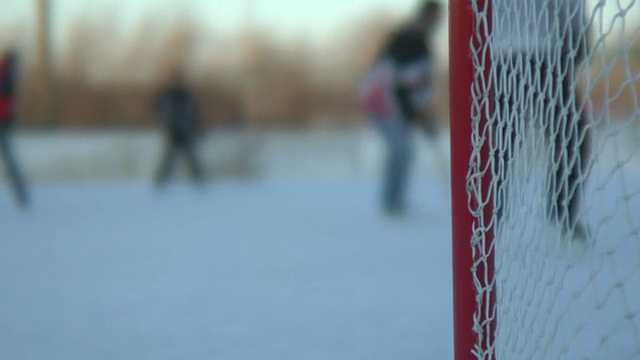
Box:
[467,1,640,358]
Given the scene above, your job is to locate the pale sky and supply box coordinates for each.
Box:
[0,0,432,82]
[0,0,637,70]
[1,0,638,43]
[0,0,422,45]
[3,1,636,48]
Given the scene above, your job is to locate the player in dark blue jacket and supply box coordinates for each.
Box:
[153,68,205,188]
[492,0,591,239]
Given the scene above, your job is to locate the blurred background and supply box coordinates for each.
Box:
[1,0,638,182]
[0,0,451,183]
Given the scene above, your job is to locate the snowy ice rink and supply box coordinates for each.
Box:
[2,127,640,359]
[0,177,454,360]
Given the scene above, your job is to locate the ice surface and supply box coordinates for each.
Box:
[0,178,453,360]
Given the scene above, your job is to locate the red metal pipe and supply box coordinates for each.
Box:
[449,0,494,359]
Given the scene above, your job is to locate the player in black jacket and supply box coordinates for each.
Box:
[360,1,442,215]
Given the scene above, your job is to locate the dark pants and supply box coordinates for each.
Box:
[0,125,28,207]
[495,55,590,232]
[154,133,204,187]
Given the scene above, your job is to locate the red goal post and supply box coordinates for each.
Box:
[449,0,495,359]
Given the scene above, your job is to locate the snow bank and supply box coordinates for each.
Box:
[6,128,451,183]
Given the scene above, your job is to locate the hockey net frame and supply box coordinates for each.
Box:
[450,1,640,359]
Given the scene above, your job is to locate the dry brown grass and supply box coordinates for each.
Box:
[15,7,639,130]
[8,9,404,130]
[588,56,640,120]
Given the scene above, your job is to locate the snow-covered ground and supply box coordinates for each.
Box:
[9,128,450,182]
[0,177,454,360]
[2,126,640,359]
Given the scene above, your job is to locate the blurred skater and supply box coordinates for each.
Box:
[359,1,442,215]
[153,68,205,188]
[492,0,591,239]
[0,50,28,208]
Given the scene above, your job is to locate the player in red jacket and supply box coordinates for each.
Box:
[0,50,29,208]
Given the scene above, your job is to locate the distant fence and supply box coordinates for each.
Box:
[3,128,451,183]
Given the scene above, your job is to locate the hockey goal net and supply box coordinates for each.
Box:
[450,1,640,359]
